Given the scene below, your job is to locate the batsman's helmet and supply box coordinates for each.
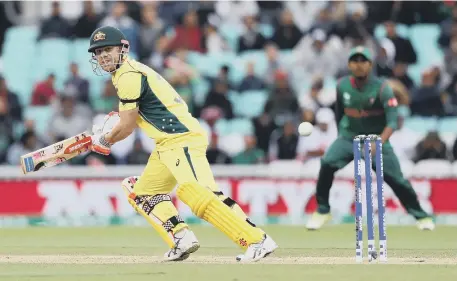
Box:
[88,26,130,75]
[88,26,129,53]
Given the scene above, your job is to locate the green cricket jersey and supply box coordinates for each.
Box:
[335,75,399,139]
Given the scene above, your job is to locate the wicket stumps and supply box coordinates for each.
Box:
[353,135,387,263]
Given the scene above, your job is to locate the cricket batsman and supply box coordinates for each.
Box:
[87,26,277,262]
[306,46,435,231]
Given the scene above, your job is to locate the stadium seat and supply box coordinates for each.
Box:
[218,24,242,52]
[2,25,39,54]
[71,38,90,64]
[2,68,33,106]
[407,63,423,86]
[259,23,274,39]
[412,159,453,178]
[24,106,54,137]
[191,77,211,106]
[214,118,231,135]
[437,117,457,133]
[229,118,254,135]
[230,51,268,84]
[409,24,443,66]
[374,23,409,39]
[404,116,438,133]
[35,39,71,87]
[89,76,107,101]
[233,90,268,118]
[439,132,456,150]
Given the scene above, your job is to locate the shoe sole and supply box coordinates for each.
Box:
[169,243,200,262]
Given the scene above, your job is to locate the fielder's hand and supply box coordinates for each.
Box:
[91,133,112,155]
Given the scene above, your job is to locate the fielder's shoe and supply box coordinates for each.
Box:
[417,217,435,231]
[305,212,332,230]
[164,228,200,261]
[236,234,278,262]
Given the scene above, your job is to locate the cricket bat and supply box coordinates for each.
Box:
[20,131,93,174]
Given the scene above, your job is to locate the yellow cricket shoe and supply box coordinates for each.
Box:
[305,212,332,230]
[416,217,435,231]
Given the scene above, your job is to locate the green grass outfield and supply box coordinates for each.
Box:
[0,225,456,281]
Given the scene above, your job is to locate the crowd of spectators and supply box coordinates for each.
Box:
[1,1,457,167]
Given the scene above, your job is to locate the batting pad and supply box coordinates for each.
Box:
[177,182,264,248]
[122,177,186,249]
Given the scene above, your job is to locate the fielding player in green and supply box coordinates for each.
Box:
[306,46,435,231]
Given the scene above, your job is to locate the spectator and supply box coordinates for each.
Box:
[284,1,327,33]
[73,1,101,38]
[168,10,203,53]
[264,71,300,125]
[414,132,448,162]
[410,70,445,117]
[215,0,259,28]
[268,119,299,161]
[252,112,277,154]
[264,43,285,85]
[374,38,396,78]
[384,21,417,65]
[126,139,150,165]
[31,74,57,106]
[444,36,457,79]
[238,15,267,52]
[207,134,231,164]
[293,29,344,79]
[238,61,266,92]
[232,136,265,164]
[271,9,302,50]
[451,135,457,161]
[392,63,415,90]
[0,95,14,163]
[302,109,315,124]
[65,63,90,105]
[149,36,170,72]
[204,15,230,54]
[297,107,337,161]
[309,6,335,34]
[48,95,91,143]
[206,65,233,91]
[338,1,370,41]
[203,80,234,119]
[6,131,42,165]
[139,5,165,62]
[0,75,22,122]
[439,6,457,48]
[99,1,139,55]
[299,77,324,114]
[256,1,283,24]
[38,1,72,40]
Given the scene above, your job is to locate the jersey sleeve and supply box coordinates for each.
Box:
[380,82,399,130]
[116,72,142,111]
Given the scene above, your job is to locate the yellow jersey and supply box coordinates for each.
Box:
[112,58,208,151]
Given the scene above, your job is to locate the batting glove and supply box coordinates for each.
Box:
[91,133,112,156]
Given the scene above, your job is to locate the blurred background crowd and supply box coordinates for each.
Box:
[1,1,457,169]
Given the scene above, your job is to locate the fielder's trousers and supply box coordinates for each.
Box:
[314,137,430,220]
